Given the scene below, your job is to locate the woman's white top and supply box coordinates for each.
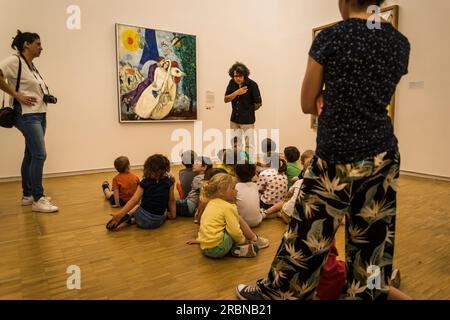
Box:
[0,54,48,114]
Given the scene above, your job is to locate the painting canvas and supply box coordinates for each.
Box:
[116,24,197,122]
[310,5,399,129]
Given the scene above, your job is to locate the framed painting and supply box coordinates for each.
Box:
[116,23,197,122]
[310,5,399,129]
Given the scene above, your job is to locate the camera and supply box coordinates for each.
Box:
[43,94,57,104]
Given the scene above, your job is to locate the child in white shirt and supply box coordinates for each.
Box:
[235,163,262,227]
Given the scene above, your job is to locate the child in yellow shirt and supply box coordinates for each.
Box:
[189,173,259,258]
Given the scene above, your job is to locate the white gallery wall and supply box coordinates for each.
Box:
[0,0,449,179]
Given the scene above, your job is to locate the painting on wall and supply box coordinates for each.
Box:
[116,23,197,122]
[310,5,399,129]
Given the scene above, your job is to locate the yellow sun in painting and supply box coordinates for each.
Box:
[121,28,140,52]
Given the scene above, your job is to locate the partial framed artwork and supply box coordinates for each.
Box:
[310,5,399,129]
[116,23,197,122]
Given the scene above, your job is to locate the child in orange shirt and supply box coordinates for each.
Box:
[102,156,140,207]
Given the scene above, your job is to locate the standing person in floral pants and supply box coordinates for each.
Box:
[236,0,411,300]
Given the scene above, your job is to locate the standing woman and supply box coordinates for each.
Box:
[0,30,58,212]
[236,0,410,300]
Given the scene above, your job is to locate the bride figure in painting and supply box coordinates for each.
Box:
[135,59,184,120]
[122,57,183,120]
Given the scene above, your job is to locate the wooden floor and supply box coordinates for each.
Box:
[0,167,449,300]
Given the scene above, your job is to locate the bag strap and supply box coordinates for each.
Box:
[1,55,22,108]
[19,52,50,95]
[16,55,22,93]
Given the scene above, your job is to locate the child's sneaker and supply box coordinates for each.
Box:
[22,196,34,206]
[389,269,401,289]
[32,197,59,213]
[232,244,259,258]
[102,181,110,191]
[260,208,267,219]
[253,235,269,249]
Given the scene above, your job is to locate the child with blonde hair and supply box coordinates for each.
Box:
[189,173,260,258]
[194,167,228,224]
[106,154,176,231]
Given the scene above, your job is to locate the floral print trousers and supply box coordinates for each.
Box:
[257,149,400,300]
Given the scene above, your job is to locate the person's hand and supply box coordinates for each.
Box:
[186,239,199,245]
[291,176,299,183]
[108,212,123,228]
[316,94,324,115]
[166,172,175,184]
[15,93,37,106]
[236,86,248,96]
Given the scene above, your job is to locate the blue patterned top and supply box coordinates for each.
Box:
[309,18,410,163]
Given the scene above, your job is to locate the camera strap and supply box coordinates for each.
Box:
[19,53,51,96]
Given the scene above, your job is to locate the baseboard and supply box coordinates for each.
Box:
[0,166,146,183]
[2,166,448,183]
[400,170,450,182]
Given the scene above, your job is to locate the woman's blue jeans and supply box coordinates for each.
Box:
[15,112,47,201]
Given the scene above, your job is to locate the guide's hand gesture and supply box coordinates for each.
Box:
[236,86,248,96]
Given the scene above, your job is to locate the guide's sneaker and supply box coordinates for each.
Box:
[32,197,59,213]
[23,196,52,206]
[21,196,34,206]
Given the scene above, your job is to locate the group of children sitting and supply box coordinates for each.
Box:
[100,139,351,299]
[100,138,401,299]
[102,139,313,255]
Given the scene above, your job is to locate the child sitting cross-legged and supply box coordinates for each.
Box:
[102,156,140,208]
[177,150,198,199]
[258,158,288,218]
[256,138,278,174]
[283,146,302,188]
[106,154,176,231]
[263,149,315,222]
[194,167,228,224]
[216,148,238,175]
[176,156,213,217]
[235,162,263,227]
[187,173,268,258]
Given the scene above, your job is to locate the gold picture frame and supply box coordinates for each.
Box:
[310,5,399,129]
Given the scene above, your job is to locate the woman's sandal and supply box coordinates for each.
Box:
[106,214,132,231]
